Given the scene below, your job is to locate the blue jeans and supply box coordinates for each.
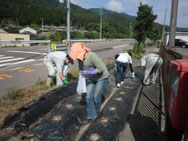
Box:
[116,61,128,84]
[86,77,109,119]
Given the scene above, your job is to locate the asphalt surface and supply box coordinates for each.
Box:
[0,40,135,97]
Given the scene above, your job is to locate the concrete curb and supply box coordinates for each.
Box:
[117,84,143,141]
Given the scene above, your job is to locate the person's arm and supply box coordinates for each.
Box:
[129,63,134,73]
[58,71,69,85]
[58,71,64,80]
[128,55,135,78]
[80,53,103,76]
[56,60,69,84]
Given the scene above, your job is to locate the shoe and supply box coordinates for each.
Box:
[47,85,52,90]
[83,118,95,124]
[117,83,120,88]
[121,81,124,84]
[150,83,154,87]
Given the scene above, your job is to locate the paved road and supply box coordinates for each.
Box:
[0,40,135,97]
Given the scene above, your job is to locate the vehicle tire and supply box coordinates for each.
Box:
[166,116,183,141]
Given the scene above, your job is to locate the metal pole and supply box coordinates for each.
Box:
[99,8,103,39]
[67,0,71,52]
[42,17,44,33]
[168,0,179,48]
[162,0,169,40]
[130,22,132,38]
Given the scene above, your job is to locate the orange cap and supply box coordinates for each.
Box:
[69,42,90,61]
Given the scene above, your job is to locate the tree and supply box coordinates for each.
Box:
[149,23,161,41]
[133,3,157,44]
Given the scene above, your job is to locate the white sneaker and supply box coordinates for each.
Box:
[121,81,124,84]
[117,83,120,88]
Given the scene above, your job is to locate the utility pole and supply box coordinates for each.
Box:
[59,0,70,52]
[41,17,44,33]
[99,8,103,39]
[66,0,71,52]
[16,18,19,27]
[162,0,169,40]
[168,0,179,48]
[130,22,132,38]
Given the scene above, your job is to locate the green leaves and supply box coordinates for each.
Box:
[134,3,157,44]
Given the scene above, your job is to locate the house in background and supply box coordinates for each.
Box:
[0,33,30,47]
[19,27,37,36]
[163,32,188,46]
[0,29,8,33]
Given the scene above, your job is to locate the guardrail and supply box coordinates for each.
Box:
[0,40,51,44]
[62,38,135,43]
[0,39,136,53]
[51,43,68,52]
[0,40,54,53]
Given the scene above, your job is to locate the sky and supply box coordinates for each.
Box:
[69,0,188,28]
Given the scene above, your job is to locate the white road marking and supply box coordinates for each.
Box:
[0,58,24,63]
[38,58,44,61]
[9,67,24,71]
[33,63,43,66]
[0,56,14,60]
[0,59,35,68]
[7,50,47,55]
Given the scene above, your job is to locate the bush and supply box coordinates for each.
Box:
[133,42,145,58]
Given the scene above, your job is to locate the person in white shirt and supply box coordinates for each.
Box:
[115,51,135,88]
[44,51,74,89]
[141,53,163,86]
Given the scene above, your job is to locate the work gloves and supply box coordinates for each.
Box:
[63,79,69,85]
[132,72,135,79]
[80,69,97,76]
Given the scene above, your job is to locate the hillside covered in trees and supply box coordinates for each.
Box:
[0,0,137,39]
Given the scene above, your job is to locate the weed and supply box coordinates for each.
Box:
[133,43,145,59]
[7,87,20,100]
[36,77,43,86]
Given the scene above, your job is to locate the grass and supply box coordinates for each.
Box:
[0,80,49,126]
[35,77,43,86]
[7,87,20,100]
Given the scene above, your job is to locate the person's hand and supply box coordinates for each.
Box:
[80,69,97,76]
[63,79,69,85]
[132,72,135,79]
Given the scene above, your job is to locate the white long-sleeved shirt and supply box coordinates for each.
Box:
[116,53,132,64]
[46,51,67,72]
[141,53,159,67]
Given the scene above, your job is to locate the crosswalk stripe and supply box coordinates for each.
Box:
[0,56,14,60]
[0,59,35,68]
[0,58,24,63]
[7,50,47,55]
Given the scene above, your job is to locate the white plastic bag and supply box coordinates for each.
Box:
[76,74,87,95]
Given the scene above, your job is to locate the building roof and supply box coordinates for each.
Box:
[0,29,7,33]
[19,27,37,35]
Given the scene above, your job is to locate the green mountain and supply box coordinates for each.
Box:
[0,0,136,38]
